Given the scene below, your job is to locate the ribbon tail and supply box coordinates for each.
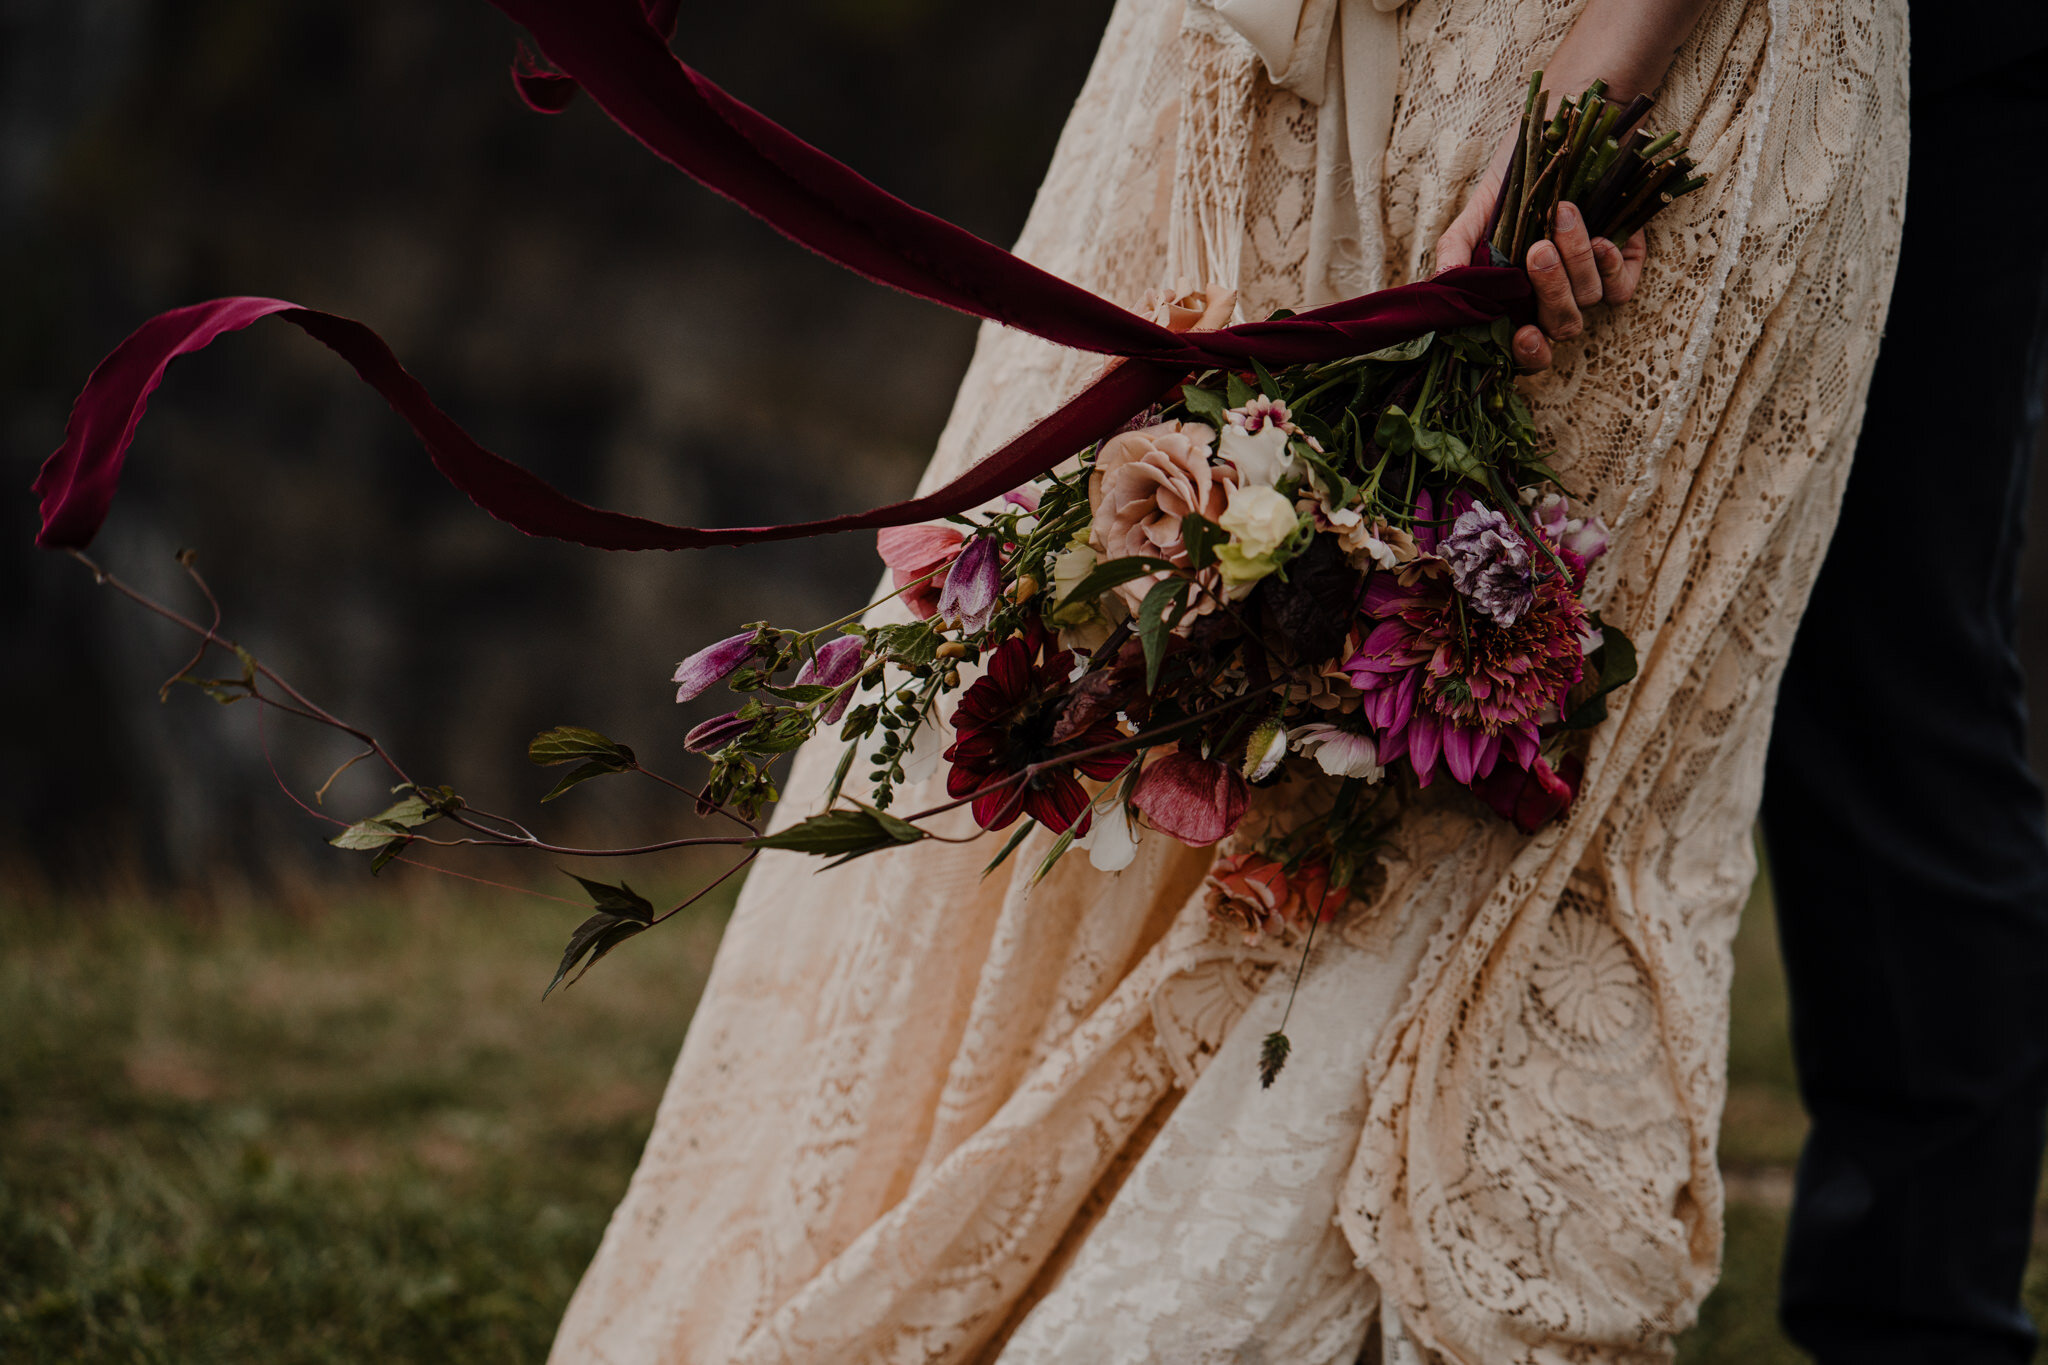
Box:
[33,299,1185,552]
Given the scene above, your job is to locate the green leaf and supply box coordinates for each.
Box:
[760,683,838,705]
[746,807,927,858]
[1051,555,1176,613]
[1179,383,1228,428]
[825,740,860,806]
[1249,357,1281,399]
[329,790,449,852]
[852,799,927,845]
[866,620,942,669]
[565,874,656,923]
[543,911,649,1000]
[1180,514,1228,572]
[1137,578,1188,694]
[980,820,1037,878]
[540,759,623,804]
[1560,620,1641,730]
[528,726,636,769]
[1361,332,1435,363]
[330,819,409,852]
[1031,825,1080,885]
[1414,428,1485,480]
[1373,406,1415,456]
[1225,372,1256,408]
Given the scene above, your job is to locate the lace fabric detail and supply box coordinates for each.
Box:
[549,0,1907,1361]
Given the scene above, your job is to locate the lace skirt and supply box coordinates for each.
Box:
[549,0,1907,1360]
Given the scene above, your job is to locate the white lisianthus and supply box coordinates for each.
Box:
[1216,421,1292,487]
[1293,724,1384,781]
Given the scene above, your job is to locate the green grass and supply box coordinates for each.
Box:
[0,872,725,1363]
[0,867,2038,1361]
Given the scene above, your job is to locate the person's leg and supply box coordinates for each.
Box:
[1760,50,2048,1365]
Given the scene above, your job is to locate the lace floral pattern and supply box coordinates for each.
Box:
[549,0,1907,1361]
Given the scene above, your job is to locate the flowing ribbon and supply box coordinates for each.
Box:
[33,0,1529,553]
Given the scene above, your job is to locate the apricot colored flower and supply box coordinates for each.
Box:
[1088,421,1235,612]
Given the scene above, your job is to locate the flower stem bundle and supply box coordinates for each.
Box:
[1487,72,1708,263]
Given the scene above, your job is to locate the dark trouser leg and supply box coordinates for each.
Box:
[1760,51,2048,1365]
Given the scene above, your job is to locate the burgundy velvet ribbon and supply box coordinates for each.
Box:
[33,0,1530,553]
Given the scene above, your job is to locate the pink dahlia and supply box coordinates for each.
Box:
[1343,558,1587,787]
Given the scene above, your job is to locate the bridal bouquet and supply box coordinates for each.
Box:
[675,75,1691,941]
[679,317,1631,926]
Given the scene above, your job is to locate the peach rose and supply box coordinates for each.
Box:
[1088,420,1235,613]
[1205,851,1343,946]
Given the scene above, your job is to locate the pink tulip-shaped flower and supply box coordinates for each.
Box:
[876,524,967,620]
[673,631,760,703]
[684,710,755,753]
[936,535,1004,634]
[795,635,865,724]
[1129,750,1250,846]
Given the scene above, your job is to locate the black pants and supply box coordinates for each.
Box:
[1760,49,2048,1365]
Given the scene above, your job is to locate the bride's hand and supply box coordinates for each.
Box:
[1434,163,1648,373]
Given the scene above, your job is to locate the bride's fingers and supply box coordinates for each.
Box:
[1594,234,1647,304]
[1513,324,1553,372]
[1551,204,1603,307]
[1525,240,1585,341]
[1433,202,1487,277]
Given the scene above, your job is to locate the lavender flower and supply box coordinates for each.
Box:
[1439,500,1536,626]
[937,535,1003,634]
[673,630,759,703]
[794,635,864,724]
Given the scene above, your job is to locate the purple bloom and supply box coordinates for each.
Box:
[1561,513,1611,562]
[1439,500,1536,626]
[795,635,864,724]
[673,630,759,703]
[684,710,754,753]
[937,535,1004,634]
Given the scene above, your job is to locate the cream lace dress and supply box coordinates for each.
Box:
[549,0,1907,1360]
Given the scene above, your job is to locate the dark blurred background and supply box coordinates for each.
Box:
[2,0,1118,887]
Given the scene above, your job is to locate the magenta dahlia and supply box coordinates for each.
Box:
[1343,551,1588,788]
[944,634,1132,832]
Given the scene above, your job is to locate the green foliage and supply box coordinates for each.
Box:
[1137,578,1189,693]
[329,786,463,872]
[1561,620,1641,730]
[745,803,926,861]
[528,727,638,803]
[1050,555,1175,615]
[544,877,656,1000]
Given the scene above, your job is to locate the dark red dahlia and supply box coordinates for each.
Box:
[944,634,1132,832]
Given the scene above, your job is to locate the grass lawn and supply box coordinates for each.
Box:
[0,865,2040,1361]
